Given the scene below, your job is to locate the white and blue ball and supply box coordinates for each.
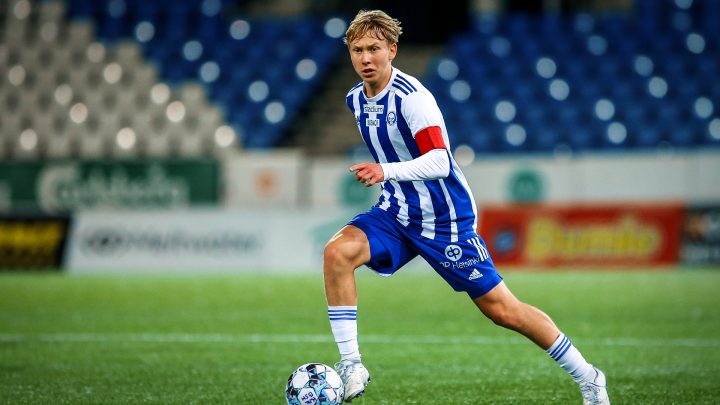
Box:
[286,363,344,405]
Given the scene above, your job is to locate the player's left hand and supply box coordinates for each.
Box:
[349,163,384,187]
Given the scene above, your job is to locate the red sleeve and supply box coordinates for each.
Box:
[415,126,446,154]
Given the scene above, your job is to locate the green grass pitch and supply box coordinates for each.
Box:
[1,268,719,404]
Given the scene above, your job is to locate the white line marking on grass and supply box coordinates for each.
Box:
[0,333,719,348]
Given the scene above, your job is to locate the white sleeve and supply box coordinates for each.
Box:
[380,149,450,182]
[401,92,445,137]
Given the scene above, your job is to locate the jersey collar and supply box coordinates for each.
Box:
[363,67,399,103]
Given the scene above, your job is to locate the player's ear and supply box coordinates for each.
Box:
[389,42,397,61]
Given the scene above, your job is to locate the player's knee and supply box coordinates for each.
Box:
[323,243,342,270]
[323,241,357,274]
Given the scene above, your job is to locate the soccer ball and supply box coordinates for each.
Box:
[286,363,344,405]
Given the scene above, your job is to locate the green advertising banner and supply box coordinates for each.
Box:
[0,160,219,212]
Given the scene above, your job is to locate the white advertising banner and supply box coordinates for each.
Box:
[457,150,720,204]
[307,157,382,209]
[223,150,303,208]
[66,209,357,273]
[229,150,720,209]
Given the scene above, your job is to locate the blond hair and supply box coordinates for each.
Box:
[344,9,403,46]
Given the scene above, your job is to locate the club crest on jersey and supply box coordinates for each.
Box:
[386,111,397,126]
[363,104,384,114]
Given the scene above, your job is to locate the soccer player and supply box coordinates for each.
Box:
[324,9,610,404]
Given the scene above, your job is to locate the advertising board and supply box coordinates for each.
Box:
[0,159,219,212]
[681,205,720,265]
[65,209,354,273]
[479,203,684,267]
[0,214,70,269]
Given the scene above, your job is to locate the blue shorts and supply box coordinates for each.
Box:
[348,207,503,300]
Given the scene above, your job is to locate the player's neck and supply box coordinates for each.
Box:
[363,67,394,99]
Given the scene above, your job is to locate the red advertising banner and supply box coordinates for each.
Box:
[479,203,684,267]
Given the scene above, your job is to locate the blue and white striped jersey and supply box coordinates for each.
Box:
[346,68,478,243]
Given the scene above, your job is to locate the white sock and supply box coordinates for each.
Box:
[546,333,595,382]
[328,306,360,361]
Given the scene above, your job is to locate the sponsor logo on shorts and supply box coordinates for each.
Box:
[441,256,485,270]
[444,244,462,262]
[441,237,491,271]
[469,269,483,280]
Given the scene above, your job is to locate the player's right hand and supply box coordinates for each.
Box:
[349,162,384,187]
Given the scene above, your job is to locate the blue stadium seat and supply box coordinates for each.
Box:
[467,126,498,154]
[533,126,563,152]
[65,0,344,149]
[631,122,663,148]
[426,2,720,155]
[668,124,699,148]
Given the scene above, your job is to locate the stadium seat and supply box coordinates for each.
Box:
[1,0,718,160]
[0,0,348,160]
[423,0,720,155]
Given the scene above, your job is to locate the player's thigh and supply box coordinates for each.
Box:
[347,208,416,275]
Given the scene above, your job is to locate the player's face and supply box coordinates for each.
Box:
[349,33,397,97]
